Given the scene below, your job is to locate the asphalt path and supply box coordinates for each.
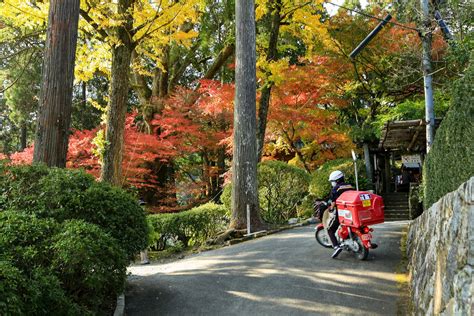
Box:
[126,221,408,315]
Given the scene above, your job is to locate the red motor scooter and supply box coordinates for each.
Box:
[314,191,385,260]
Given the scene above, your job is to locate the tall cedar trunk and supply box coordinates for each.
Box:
[100,0,134,185]
[256,0,282,162]
[231,0,262,231]
[33,0,80,167]
[20,122,27,151]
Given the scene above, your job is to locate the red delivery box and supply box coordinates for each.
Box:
[335,191,385,228]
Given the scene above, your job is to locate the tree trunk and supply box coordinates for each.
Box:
[214,146,226,202]
[202,151,211,197]
[100,0,135,185]
[256,0,282,162]
[159,45,170,97]
[81,81,87,106]
[20,122,27,151]
[231,0,262,231]
[33,0,80,167]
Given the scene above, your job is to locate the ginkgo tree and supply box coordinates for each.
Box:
[78,0,203,185]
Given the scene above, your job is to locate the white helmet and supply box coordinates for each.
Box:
[328,170,344,182]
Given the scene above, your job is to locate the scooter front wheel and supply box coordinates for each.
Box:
[315,226,333,248]
[354,236,369,260]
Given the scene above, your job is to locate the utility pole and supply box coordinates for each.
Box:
[420,0,436,153]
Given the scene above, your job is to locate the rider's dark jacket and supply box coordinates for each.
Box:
[329,182,354,204]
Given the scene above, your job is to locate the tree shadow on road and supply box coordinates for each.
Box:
[126,223,406,315]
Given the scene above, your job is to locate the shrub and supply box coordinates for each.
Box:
[258,161,310,224]
[0,212,85,315]
[0,164,149,314]
[309,158,370,199]
[0,164,148,260]
[0,261,82,316]
[423,57,474,208]
[52,220,127,313]
[221,161,311,224]
[0,260,26,315]
[221,184,232,211]
[0,211,57,272]
[78,184,149,260]
[147,203,228,250]
[297,193,318,219]
[0,164,94,216]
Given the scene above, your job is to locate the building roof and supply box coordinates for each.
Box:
[378,119,442,153]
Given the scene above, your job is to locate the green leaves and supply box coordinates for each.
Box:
[0,164,149,314]
[258,160,311,224]
[423,55,474,208]
[222,161,311,224]
[147,202,228,250]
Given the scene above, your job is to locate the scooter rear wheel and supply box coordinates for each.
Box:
[315,226,333,248]
[354,236,369,260]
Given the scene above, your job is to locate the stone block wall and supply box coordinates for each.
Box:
[407,176,473,315]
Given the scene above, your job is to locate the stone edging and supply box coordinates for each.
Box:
[114,293,125,316]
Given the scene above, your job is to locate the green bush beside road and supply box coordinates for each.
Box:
[221,161,311,224]
[147,202,228,250]
[309,158,370,199]
[0,164,148,315]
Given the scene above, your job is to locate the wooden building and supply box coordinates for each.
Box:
[369,119,441,220]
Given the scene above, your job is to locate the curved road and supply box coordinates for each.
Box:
[126,221,408,315]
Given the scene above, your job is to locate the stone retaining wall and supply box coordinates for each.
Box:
[407,177,473,315]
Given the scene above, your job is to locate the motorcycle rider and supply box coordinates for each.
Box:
[327,170,354,258]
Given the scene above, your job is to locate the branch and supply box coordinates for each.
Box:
[131,0,163,35]
[280,1,313,21]
[0,50,36,93]
[133,3,181,44]
[202,43,235,80]
[79,9,109,40]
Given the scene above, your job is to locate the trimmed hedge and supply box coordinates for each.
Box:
[0,164,148,314]
[147,203,228,250]
[423,58,474,208]
[309,158,370,199]
[221,161,311,224]
[0,212,85,315]
[0,164,148,260]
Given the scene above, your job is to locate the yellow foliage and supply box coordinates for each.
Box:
[1,0,202,85]
[255,0,270,20]
[75,41,112,82]
[256,0,333,82]
[0,1,48,30]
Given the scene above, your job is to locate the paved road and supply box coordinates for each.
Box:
[126,221,408,315]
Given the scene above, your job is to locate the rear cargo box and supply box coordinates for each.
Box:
[335,191,385,228]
